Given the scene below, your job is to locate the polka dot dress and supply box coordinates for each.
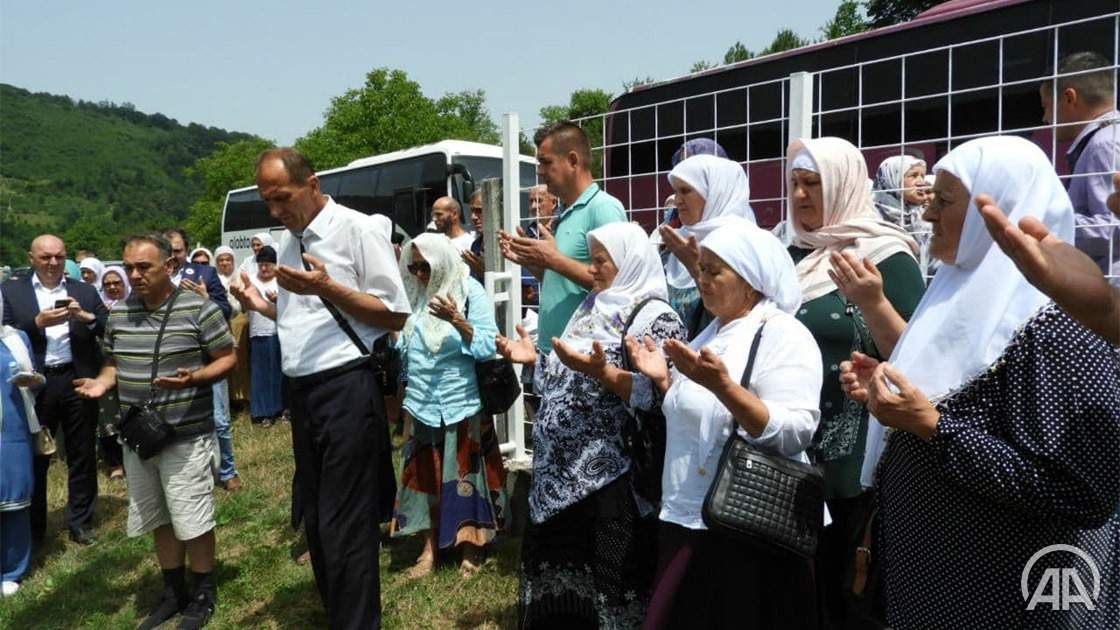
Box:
[877,304,1120,629]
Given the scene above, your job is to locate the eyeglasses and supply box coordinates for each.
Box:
[407,262,431,275]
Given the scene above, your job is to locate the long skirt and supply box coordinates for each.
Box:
[390,412,508,549]
[519,475,654,630]
[250,335,285,420]
[643,521,818,630]
[228,313,251,403]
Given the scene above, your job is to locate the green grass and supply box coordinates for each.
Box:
[0,413,521,629]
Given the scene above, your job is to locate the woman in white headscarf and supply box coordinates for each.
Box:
[78,257,105,286]
[498,221,687,628]
[844,136,1120,629]
[626,216,823,630]
[389,233,506,580]
[96,265,129,481]
[657,154,757,338]
[238,232,276,276]
[189,247,214,266]
[784,137,927,629]
[872,155,935,274]
[1,288,46,596]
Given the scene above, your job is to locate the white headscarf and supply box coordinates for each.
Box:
[252,232,276,248]
[665,155,757,289]
[214,246,236,274]
[1,287,43,434]
[99,265,130,306]
[239,233,277,275]
[552,222,672,362]
[872,155,928,229]
[399,233,470,354]
[788,137,919,303]
[699,216,802,315]
[78,257,105,285]
[189,247,214,266]
[861,135,1075,487]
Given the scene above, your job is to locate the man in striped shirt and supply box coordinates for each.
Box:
[74,233,235,630]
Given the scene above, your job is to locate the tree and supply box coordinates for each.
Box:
[761,28,810,55]
[723,41,754,64]
[536,88,614,178]
[623,76,656,91]
[184,138,273,246]
[690,60,715,73]
[295,67,501,171]
[822,1,868,39]
[864,0,944,28]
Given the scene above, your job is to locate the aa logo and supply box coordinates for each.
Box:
[1021,544,1100,611]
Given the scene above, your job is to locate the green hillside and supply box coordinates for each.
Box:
[0,84,259,266]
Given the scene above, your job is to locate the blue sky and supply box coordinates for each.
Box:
[1,0,845,144]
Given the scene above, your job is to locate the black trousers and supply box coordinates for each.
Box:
[32,365,99,537]
[288,360,392,630]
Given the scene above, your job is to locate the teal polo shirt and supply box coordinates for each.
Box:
[537,183,626,353]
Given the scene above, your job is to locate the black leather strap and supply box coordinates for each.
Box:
[299,238,370,356]
[148,289,182,396]
[620,297,669,371]
[738,321,767,389]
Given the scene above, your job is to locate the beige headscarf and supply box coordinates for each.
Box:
[788,137,919,302]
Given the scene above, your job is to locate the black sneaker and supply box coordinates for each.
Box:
[176,591,215,630]
[137,591,186,630]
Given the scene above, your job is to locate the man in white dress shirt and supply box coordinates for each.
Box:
[231,147,409,629]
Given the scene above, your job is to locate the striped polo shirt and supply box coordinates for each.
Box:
[104,289,233,439]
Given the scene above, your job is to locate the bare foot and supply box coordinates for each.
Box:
[223,476,242,492]
[407,555,434,579]
[109,466,125,481]
[295,550,311,565]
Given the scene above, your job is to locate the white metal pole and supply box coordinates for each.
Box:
[500,112,527,463]
[786,72,814,245]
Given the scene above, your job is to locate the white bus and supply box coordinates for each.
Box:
[220,140,538,264]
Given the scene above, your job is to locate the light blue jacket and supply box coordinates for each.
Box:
[400,277,498,427]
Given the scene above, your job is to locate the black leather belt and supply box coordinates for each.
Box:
[42,362,74,375]
[287,356,369,391]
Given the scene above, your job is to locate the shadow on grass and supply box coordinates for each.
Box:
[455,602,519,629]
[28,494,130,574]
[6,531,153,629]
[245,578,328,629]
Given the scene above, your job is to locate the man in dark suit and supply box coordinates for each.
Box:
[161,228,231,320]
[1,234,108,545]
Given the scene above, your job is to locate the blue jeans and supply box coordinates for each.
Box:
[212,379,237,482]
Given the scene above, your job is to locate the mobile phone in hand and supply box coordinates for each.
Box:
[54,298,71,309]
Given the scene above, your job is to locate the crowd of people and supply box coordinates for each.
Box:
[0,51,1118,630]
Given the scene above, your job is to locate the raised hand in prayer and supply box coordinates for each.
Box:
[181,278,209,299]
[663,340,729,392]
[428,294,461,323]
[276,253,330,296]
[828,251,883,309]
[865,362,939,441]
[839,351,880,404]
[461,250,483,277]
[230,272,271,313]
[625,334,671,393]
[977,193,1120,345]
[496,324,537,365]
[72,377,109,399]
[659,226,701,281]
[552,338,608,379]
[153,367,196,390]
[498,222,558,270]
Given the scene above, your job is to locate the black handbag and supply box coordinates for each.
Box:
[464,296,521,415]
[701,321,826,558]
[117,290,180,459]
[619,297,669,505]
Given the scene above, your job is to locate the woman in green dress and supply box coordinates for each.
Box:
[785,137,925,629]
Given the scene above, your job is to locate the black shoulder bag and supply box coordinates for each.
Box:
[118,289,181,459]
[464,296,521,415]
[701,321,825,558]
[620,296,670,506]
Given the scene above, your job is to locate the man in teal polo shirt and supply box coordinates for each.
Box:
[499,121,626,353]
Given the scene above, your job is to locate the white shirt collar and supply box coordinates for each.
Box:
[32,273,66,292]
[300,197,338,240]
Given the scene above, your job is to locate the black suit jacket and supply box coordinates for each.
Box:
[1,275,109,378]
[178,262,231,320]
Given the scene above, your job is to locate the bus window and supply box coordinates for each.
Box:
[335,166,380,215]
[377,154,446,234]
[223,189,277,232]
